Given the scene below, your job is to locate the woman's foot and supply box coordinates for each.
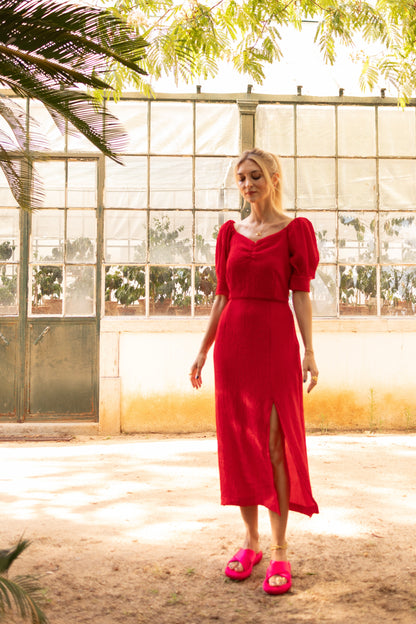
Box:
[227,535,260,572]
[268,543,288,586]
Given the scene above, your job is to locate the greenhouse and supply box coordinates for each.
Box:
[0,90,415,431]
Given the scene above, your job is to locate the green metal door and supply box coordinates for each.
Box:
[0,320,17,419]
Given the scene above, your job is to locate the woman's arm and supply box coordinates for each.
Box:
[292,290,319,393]
[189,294,228,389]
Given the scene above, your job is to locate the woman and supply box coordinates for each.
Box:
[190,148,319,595]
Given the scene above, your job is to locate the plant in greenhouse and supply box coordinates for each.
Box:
[105,0,416,103]
[0,538,48,624]
[0,0,147,210]
[105,265,145,307]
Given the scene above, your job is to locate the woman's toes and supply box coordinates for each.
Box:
[268,575,287,587]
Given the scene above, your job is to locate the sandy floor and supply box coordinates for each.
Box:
[1,433,416,624]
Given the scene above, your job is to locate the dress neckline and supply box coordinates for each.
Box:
[232,218,295,243]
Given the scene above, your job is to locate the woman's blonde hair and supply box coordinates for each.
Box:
[235,148,283,211]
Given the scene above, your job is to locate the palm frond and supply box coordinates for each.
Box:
[0,538,31,574]
[0,576,48,624]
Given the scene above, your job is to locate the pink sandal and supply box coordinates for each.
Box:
[225,548,263,580]
[263,560,292,595]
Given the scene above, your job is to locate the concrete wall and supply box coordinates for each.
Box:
[99,318,416,434]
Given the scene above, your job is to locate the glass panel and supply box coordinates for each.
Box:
[149,212,192,263]
[338,159,377,210]
[0,209,19,261]
[151,102,193,154]
[255,105,295,156]
[297,159,335,210]
[104,210,146,263]
[378,107,416,157]
[105,157,147,209]
[297,212,336,262]
[195,265,216,315]
[31,265,63,315]
[310,265,337,317]
[0,265,18,315]
[380,214,416,263]
[338,213,377,263]
[381,266,416,315]
[31,210,64,261]
[297,106,335,156]
[67,210,96,263]
[195,210,240,263]
[67,161,97,207]
[29,101,65,151]
[107,101,148,153]
[65,266,95,316]
[34,161,65,207]
[150,157,192,209]
[149,266,191,315]
[0,169,18,207]
[104,265,145,316]
[338,106,376,156]
[195,157,239,209]
[67,120,100,152]
[339,266,377,315]
[379,160,416,210]
[196,103,239,155]
[281,157,295,211]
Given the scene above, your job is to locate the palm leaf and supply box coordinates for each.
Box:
[0,576,48,624]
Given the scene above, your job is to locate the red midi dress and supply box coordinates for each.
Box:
[213,217,319,517]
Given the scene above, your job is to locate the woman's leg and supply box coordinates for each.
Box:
[268,404,290,585]
[227,505,260,571]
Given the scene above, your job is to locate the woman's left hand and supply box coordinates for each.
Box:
[303,352,319,393]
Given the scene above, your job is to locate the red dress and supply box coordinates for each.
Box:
[213,217,319,517]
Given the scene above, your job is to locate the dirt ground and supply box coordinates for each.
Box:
[1,433,416,624]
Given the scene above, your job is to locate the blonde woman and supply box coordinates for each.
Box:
[190,148,319,595]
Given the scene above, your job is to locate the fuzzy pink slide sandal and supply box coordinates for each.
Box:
[225,548,263,580]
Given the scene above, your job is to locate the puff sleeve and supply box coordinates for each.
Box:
[288,217,319,292]
[215,220,235,297]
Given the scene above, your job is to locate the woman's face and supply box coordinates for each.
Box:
[236,159,276,203]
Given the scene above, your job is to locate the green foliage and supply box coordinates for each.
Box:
[0,538,49,624]
[104,0,416,102]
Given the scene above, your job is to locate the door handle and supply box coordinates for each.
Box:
[34,326,51,345]
[0,332,9,346]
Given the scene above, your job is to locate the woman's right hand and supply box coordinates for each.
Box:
[189,352,207,389]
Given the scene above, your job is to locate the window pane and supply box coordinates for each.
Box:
[338,159,377,210]
[149,212,192,263]
[107,101,148,153]
[378,107,416,156]
[0,209,19,261]
[150,157,192,209]
[311,265,337,317]
[67,121,99,152]
[149,267,191,315]
[339,266,377,315]
[338,213,377,263]
[67,210,96,263]
[0,169,18,206]
[65,266,95,316]
[195,157,239,209]
[196,103,239,155]
[104,265,145,316]
[380,214,416,263]
[104,210,146,263]
[338,106,376,156]
[255,105,295,156]
[105,157,147,208]
[151,102,193,154]
[195,210,240,263]
[195,265,216,315]
[281,157,295,211]
[0,265,18,315]
[31,210,64,261]
[34,161,65,207]
[297,212,336,262]
[67,161,97,207]
[379,160,416,210]
[297,159,335,210]
[31,265,63,315]
[29,101,65,151]
[297,106,335,156]
[381,267,416,315]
